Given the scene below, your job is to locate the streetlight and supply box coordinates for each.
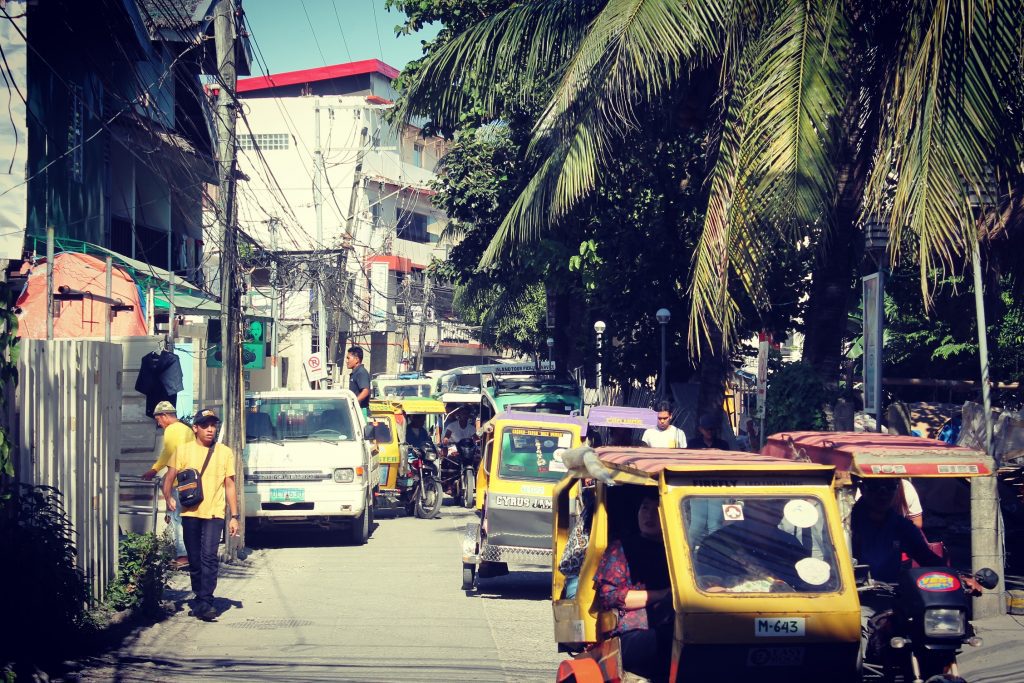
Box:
[546,336,554,366]
[655,309,670,399]
[593,321,606,399]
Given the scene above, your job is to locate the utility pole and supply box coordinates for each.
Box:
[214,0,243,557]
[401,274,413,372]
[268,218,279,389]
[342,113,370,366]
[415,272,431,372]
[313,98,326,387]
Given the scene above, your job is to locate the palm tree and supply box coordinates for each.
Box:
[398,0,1024,383]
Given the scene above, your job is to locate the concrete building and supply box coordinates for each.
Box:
[234,59,483,388]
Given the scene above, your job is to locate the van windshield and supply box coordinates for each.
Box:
[498,427,572,482]
[681,495,841,594]
[245,398,355,442]
[379,383,428,397]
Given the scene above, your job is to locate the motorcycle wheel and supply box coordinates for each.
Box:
[415,480,443,519]
[462,469,476,509]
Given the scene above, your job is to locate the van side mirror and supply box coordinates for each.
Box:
[363,423,378,441]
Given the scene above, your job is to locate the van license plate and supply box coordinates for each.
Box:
[754,617,805,637]
[747,647,804,667]
[270,488,305,503]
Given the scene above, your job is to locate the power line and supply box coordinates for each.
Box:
[299,0,329,67]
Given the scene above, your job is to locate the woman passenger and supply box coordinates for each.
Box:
[593,490,672,682]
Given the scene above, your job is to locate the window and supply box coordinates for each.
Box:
[412,143,423,167]
[238,133,290,151]
[497,427,572,482]
[396,211,429,243]
[245,398,355,442]
[682,495,840,594]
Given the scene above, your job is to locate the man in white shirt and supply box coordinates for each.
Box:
[443,409,477,444]
[641,401,688,448]
[854,479,924,528]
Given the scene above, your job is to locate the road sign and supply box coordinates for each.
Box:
[755,332,770,419]
[304,352,326,383]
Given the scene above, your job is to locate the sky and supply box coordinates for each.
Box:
[242,0,441,76]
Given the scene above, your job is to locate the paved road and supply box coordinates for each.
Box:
[70,504,563,682]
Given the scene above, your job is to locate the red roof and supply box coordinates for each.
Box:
[237,59,400,93]
[365,254,425,273]
[761,431,992,477]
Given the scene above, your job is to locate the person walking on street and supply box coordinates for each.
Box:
[691,414,729,450]
[141,400,194,569]
[346,346,371,415]
[641,401,688,448]
[162,408,239,621]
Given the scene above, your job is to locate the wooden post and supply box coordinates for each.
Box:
[104,256,112,342]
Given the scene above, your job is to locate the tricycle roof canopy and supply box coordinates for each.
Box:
[587,405,658,429]
[558,447,834,486]
[396,397,447,415]
[489,411,588,429]
[762,431,993,478]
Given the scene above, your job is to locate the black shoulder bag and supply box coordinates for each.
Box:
[176,444,215,508]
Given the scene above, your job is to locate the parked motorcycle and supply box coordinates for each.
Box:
[399,444,443,519]
[441,438,479,509]
[859,566,999,682]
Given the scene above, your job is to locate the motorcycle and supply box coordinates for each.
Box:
[441,438,479,509]
[859,566,999,683]
[399,443,443,519]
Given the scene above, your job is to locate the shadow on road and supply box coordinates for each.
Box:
[471,571,552,601]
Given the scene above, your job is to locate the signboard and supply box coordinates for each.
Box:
[206,342,265,370]
[545,286,556,330]
[370,261,389,332]
[303,351,326,383]
[755,332,770,419]
[862,273,883,415]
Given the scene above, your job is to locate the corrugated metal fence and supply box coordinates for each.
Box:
[15,339,123,601]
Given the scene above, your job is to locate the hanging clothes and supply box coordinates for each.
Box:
[136,350,184,417]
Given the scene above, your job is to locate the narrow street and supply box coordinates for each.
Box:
[71,505,562,682]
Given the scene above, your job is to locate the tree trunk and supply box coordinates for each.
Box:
[696,323,728,432]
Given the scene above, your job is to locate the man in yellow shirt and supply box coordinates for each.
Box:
[163,407,239,621]
[142,401,194,567]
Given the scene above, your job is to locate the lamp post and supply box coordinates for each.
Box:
[593,321,606,400]
[656,308,670,399]
[964,172,1004,618]
[546,336,554,366]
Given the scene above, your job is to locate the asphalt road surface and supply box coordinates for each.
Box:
[64,500,1024,682]
[70,504,564,682]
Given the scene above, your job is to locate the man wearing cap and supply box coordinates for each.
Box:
[142,401,193,568]
[162,408,239,621]
[690,414,729,450]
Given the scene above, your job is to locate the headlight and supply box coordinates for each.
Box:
[333,468,355,483]
[924,608,965,637]
[423,450,438,462]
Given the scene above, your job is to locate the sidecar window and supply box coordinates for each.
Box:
[682,495,841,594]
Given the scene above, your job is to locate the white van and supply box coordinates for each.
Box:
[243,390,379,544]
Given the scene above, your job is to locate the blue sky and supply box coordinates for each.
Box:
[243,0,441,75]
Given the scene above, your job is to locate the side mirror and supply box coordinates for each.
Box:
[975,567,999,590]
[363,423,377,441]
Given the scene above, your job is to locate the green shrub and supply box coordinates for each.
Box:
[0,485,90,668]
[105,531,173,614]
[764,361,832,436]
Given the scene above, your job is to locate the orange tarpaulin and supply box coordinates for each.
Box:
[16,252,147,339]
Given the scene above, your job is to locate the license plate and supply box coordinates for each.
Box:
[754,617,805,637]
[746,646,805,667]
[270,488,305,503]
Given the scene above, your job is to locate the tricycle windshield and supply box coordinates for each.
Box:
[245,398,355,442]
[497,427,573,482]
[506,401,576,415]
[681,495,841,594]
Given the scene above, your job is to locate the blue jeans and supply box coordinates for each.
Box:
[164,485,186,557]
[182,516,222,604]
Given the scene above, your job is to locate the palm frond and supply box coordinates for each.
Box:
[865,0,1022,301]
[480,0,727,263]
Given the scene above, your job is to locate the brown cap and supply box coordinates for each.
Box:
[153,401,177,416]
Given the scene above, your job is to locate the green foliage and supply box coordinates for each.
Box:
[764,362,831,436]
[0,485,90,668]
[0,281,20,483]
[105,532,173,614]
